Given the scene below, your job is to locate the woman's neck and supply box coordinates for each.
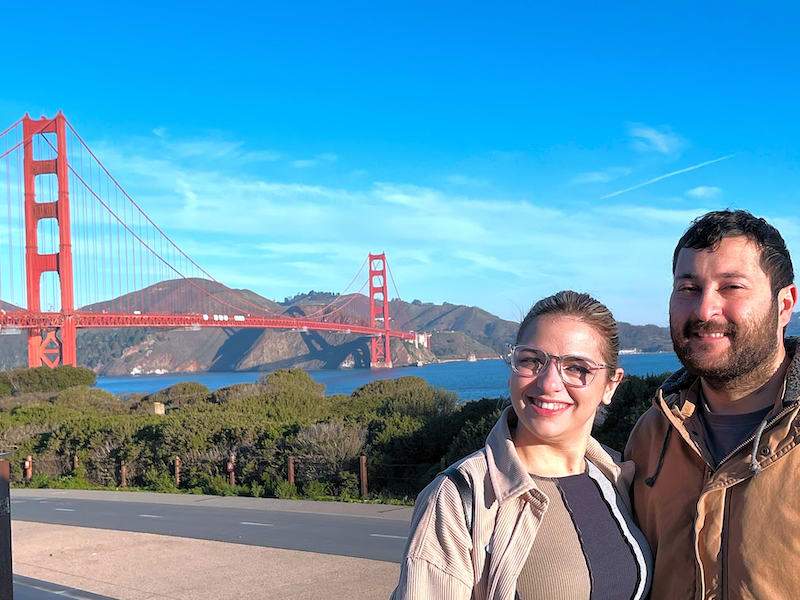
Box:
[512,429,588,477]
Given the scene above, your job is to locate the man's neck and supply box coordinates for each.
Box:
[701,347,789,415]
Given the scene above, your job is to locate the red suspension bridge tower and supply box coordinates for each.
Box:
[23,112,76,368]
[368,253,392,368]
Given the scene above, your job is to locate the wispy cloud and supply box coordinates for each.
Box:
[686,185,721,199]
[629,123,685,155]
[571,167,632,185]
[445,174,489,187]
[600,155,734,200]
[291,153,338,168]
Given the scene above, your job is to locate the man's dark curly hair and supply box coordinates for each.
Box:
[672,209,794,294]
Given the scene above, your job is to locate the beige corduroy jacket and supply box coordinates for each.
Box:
[391,407,635,600]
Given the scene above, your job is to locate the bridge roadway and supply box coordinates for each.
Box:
[10,488,415,599]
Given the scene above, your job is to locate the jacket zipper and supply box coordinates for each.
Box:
[714,403,795,468]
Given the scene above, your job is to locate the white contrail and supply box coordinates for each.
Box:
[599,154,735,200]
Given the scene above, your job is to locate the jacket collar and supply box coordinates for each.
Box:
[483,406,631,507]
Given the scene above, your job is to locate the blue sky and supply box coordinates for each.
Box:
[3,2,800,325]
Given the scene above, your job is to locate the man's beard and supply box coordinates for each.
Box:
[670,301,780,390]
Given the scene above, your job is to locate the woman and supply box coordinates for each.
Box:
[391,290,652,600]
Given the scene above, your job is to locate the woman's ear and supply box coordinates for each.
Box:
[601,368,624,405]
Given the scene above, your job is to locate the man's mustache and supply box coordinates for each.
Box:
[682,319,736,338]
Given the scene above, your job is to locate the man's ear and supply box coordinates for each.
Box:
[778,284,798,328]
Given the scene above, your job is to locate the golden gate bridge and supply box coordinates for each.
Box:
[0,113,424,369]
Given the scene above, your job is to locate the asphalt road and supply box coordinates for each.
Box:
[11,489,412,563]
[14,575,113,599]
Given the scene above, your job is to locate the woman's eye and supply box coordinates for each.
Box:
[564,363,592,375]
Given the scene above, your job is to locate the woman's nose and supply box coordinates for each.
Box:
[535,358,564,392]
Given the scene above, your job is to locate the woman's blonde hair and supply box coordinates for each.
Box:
[516,290,620,369]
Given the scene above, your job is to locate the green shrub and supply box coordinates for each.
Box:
[142,468,179,493]
[28,473,53,488]
[302,480,329,500]
[203,475,239,497]
[249,481,265,498]
[274,479,298,499]
[335,471,360,500]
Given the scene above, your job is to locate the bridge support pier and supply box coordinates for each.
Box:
[368,253,393,368]
[22,113,76,368]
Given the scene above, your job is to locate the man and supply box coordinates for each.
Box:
[625,209,799,600]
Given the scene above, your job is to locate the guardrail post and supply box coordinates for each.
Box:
[359,454,368,498]
[287,456,295,487]
[23,455,32,483]
[0,459,13,599]
[174,456,181,488]
[226,453,236,487]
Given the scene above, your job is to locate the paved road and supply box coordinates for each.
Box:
[11,489,413,564]
[15,575,113,599]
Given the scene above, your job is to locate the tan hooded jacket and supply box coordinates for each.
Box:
[391,406,635,600]
[625,337,800,600]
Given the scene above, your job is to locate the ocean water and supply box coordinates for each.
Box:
[95,352,682,401]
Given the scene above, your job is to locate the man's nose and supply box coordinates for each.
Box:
[696,289,723,322]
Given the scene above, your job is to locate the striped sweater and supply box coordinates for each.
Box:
[391,407,651,600]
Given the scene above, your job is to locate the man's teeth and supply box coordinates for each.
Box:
[531,398,570,410]
[697,332,726,338]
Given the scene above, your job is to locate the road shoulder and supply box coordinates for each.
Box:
[14,521,400,600]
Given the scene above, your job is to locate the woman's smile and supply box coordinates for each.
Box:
[527,395,573,416]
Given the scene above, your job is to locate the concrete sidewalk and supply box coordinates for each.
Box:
[13,521,400,600]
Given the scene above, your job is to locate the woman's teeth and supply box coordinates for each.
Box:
[531,398,570,410]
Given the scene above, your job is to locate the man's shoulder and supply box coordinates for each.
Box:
[624,405,670,460]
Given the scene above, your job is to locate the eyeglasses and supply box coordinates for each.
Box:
[506,345,613,388]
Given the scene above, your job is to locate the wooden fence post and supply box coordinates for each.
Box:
[359,454,368,498]
[226,453,236,487]
[287,456,295,487]
[72,454,79,474]
[120,462,128,488]
[174,456,181,488]
[23,455,32,483]
[0,459,13,599]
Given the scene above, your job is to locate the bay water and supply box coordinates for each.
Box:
[96,352,682,402]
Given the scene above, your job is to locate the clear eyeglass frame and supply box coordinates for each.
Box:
[504,344,614,388]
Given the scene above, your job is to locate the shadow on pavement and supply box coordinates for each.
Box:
[14,575,114,600]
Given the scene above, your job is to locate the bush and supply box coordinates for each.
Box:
[145,382,210,410]
[249,481,266,498]
[0,366,96,395]
[203,475,240,497]
[142,468,179,493]
[302,480,329,500]
[274,480,298,499]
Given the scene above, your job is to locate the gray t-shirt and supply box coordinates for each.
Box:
[698,396,771,467]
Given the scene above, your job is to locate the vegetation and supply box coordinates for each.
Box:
[0,365,670,502]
